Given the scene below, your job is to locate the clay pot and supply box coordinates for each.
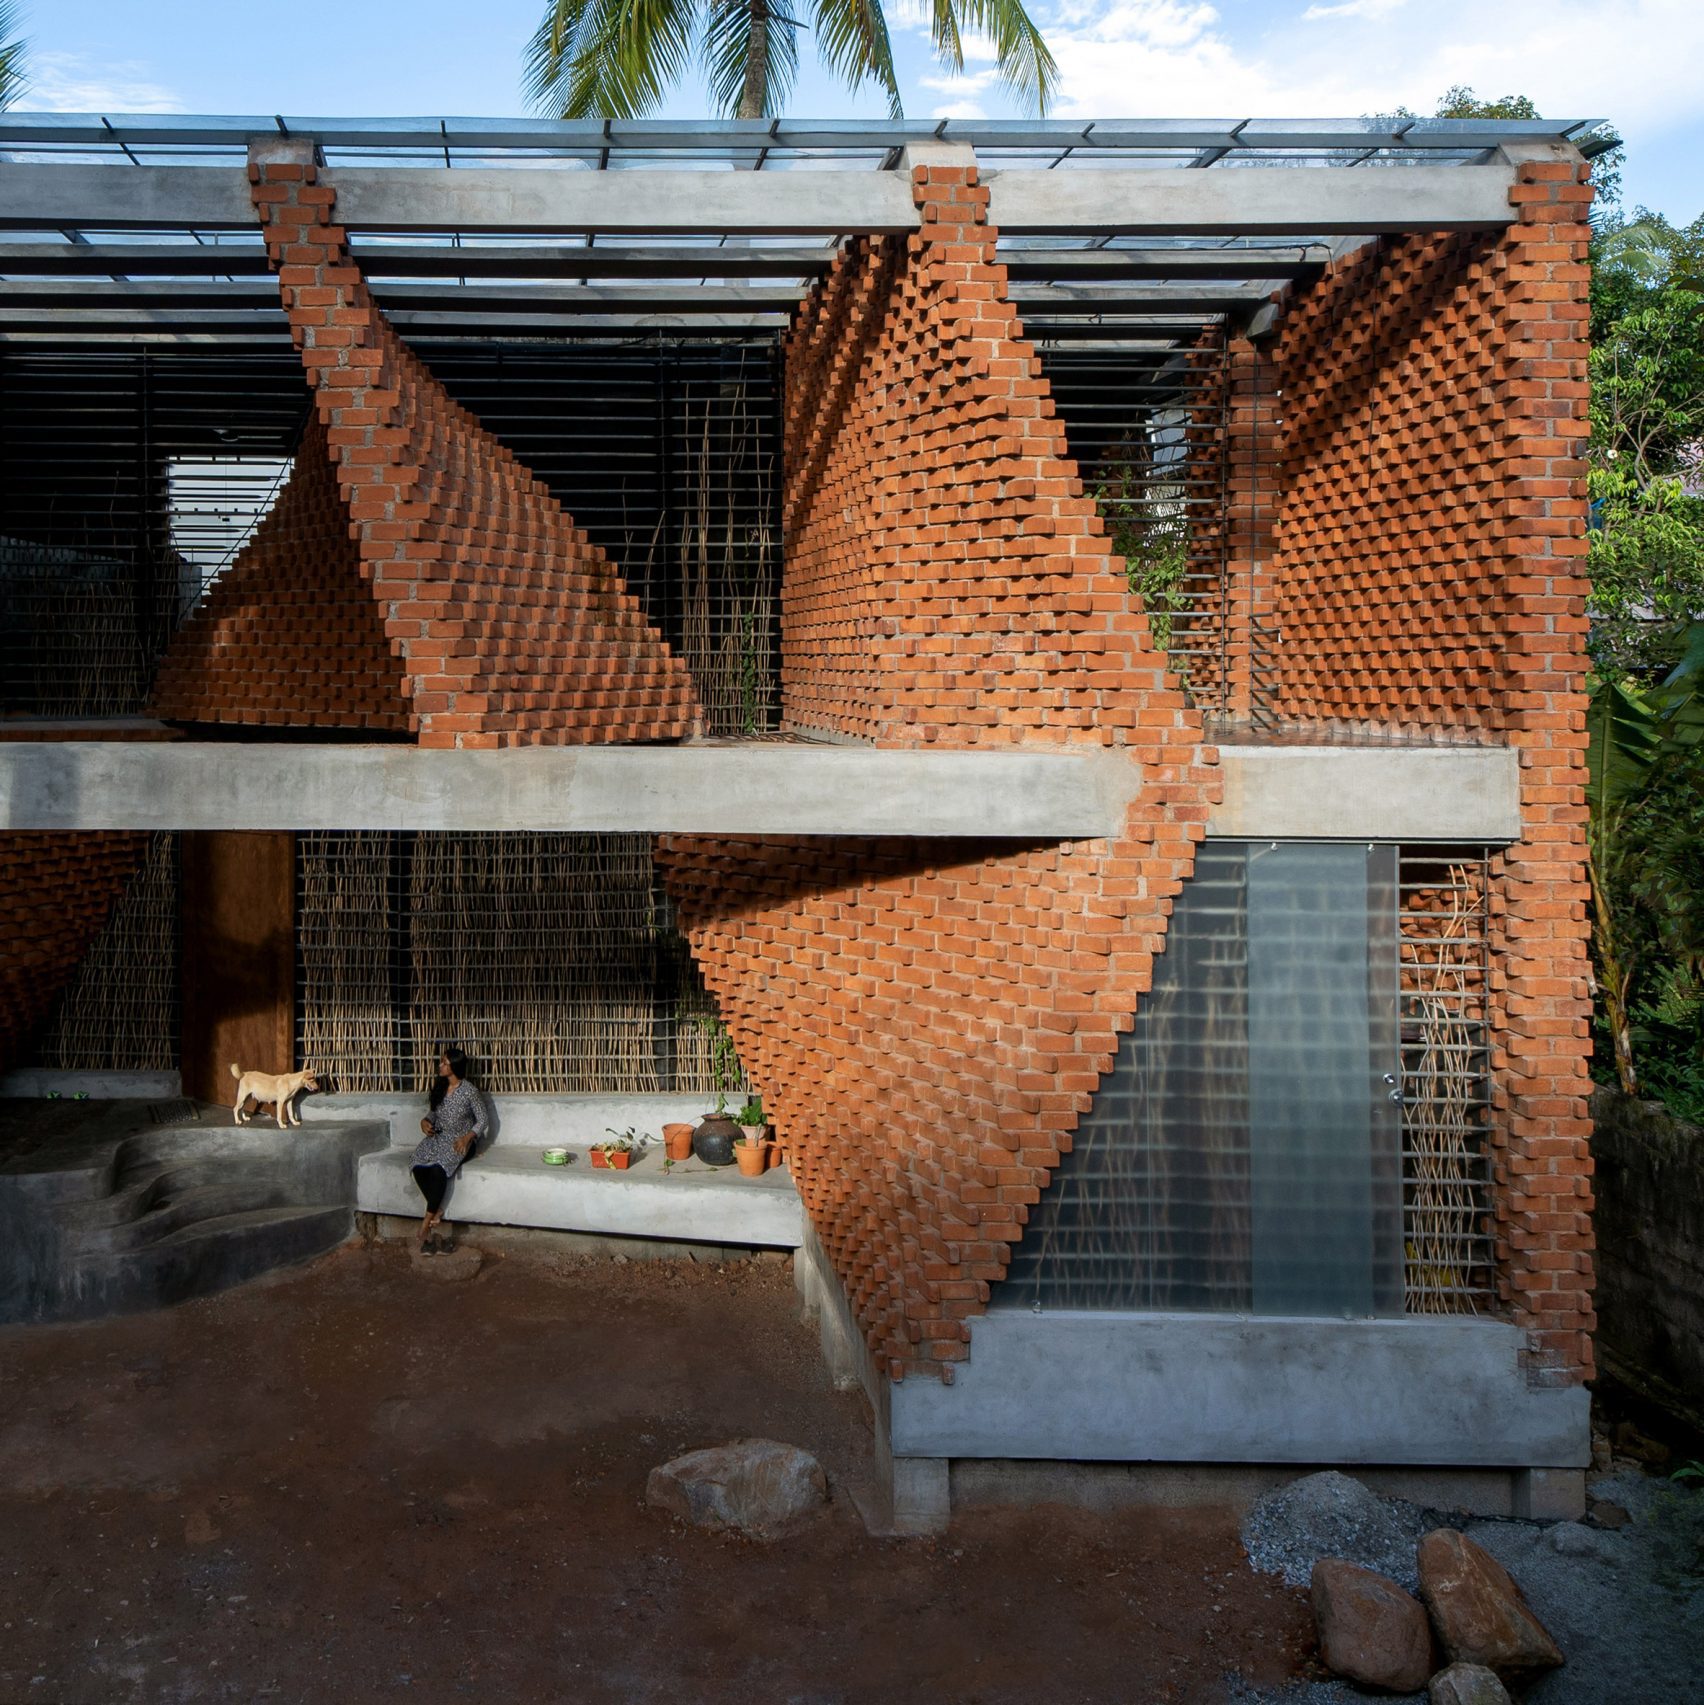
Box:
[735,1140,768,1178]
[591,1149,632,1170]
[693,1115,741,1167]
[662,1122,695,1162]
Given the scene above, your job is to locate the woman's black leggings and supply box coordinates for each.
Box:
[412,1163,449,1215]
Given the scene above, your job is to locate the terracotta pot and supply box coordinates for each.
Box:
[693,1115,741,1167]
[735,1140,768,1178]
[662,1123,695,1162]
[591,1149,632,1170]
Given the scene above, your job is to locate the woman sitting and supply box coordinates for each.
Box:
[411,1044,488,1252]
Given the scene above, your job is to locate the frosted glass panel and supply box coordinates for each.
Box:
[1000,841,1404,1316]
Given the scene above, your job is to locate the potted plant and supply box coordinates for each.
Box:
[735,1098,769,1177]
[662,1121,695,1162]
[591,1129,640,1171]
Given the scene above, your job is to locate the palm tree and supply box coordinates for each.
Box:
[524,0,1056,122]
[0,3,26,112]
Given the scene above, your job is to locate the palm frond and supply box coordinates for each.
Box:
[524,0,702,120]
[704,0,801,119]
[939,0,1057,115]
[0,0,26,113]
[812,0,902,119]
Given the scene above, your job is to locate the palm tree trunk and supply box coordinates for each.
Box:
[738,0,769,119]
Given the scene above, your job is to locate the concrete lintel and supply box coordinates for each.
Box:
[985,163,1518,236]
[1209,744,1521,842]
[889,1311,1591,1469]
[0,741,1142,838]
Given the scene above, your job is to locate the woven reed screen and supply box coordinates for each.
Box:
[1398,848,1495,1314]
[296,831,727,1096]
[29,832,179,1071]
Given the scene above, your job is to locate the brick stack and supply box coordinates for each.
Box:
[660,160,1220,1381]
[151,414,410,731]
[0,832,150,1071]
[152,145,699,748]
[1266,156,1596,1385]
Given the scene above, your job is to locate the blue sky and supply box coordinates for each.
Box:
[11,0,1702,218]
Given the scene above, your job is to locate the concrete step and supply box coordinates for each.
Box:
[77,1177,298,1253]
[51,1205,353,1322]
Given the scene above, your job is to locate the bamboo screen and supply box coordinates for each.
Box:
[29,832,178,1071]
[1398,848,1496,1314]
[295,831,727,1096]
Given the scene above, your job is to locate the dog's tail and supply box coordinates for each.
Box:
[229,1063,241,1081]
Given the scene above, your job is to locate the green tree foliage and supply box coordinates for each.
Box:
[1587,288,1704,674]
[524,0,1056,121]
[1586,627,1704,1118]
[0,3,26,111]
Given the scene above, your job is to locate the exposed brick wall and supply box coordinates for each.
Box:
[152,145,699,748]
[151,414,409,732]
[1261,157,1596,1384]
[0,833,150,1072]
[661,159,1219,1380]
[1484,158,1598,1388]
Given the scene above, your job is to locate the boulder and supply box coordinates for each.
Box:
[1310,1557,1435,1693]
[646,1439,827,1539]
[1417,1528,1564,1682]
[1428,1662,1512,1705]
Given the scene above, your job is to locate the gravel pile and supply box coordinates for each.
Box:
[1240,1470,1432,1591]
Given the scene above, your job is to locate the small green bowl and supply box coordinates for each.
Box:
[541,1147,570,1166]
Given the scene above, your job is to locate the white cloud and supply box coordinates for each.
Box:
[1040,0,1704,139]
[18,52,185,114]
[1301,0,1408,20]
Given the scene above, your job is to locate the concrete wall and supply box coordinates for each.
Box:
[1591,1086,1704,1427]
[889,1310,1590,1468]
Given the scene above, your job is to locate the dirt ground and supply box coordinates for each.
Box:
[0,1240,1315,1704]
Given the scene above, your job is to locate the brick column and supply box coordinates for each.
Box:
[1488,150,1597,1387]
[1222,335,1281,725]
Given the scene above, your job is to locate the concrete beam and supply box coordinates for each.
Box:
[986,163,1518,236]
[890,1311,1590,1469]
[1209,745,1521,842]
[0,741,1143,837]
[2,160,1516,239]
[0,163,922,236]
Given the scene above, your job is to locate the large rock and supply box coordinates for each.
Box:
[1429,1663,1512,1705]
[646,1439,827,1539]
[1311,1557,1435,1693]
[1243,1469,1424,1589]
[1417,1528,1564,1682]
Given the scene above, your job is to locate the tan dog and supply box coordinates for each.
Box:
[230,1062,321,1129]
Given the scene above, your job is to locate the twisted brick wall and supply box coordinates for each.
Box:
[152,145,699,748]
[152,414,409,732]
[661,160,1219,1380]
[1263,157,1596,1385]
[0,833,149,1071]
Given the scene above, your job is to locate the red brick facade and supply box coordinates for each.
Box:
[661,161,1220,1380]
[1258,156,1597,1383]
[151,147,699,748]
[0,832,150,1071]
